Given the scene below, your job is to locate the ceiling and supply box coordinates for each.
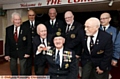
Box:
[0,0,120,13]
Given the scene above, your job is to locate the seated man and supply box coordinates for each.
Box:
[37,32,77,79]
[33,24,52,75]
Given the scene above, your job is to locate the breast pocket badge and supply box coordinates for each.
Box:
[97,50,104,54]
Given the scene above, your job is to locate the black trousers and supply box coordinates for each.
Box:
[10,57,27,75]
[81,61,109,79]
[34,64,45,75]
[26,56,33,75]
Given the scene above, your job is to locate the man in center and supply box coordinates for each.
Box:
[37,32,77,79]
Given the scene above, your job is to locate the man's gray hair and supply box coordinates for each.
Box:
[86,17,100,27]
[11,12,21,19]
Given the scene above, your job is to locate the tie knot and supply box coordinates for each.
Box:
[90,36,94,38]
[15,27,17,30]
[31,21,34,27]
[68,24,70,26]
[42,38,44,41]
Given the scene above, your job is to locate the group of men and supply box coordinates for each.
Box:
[4,7,120,79]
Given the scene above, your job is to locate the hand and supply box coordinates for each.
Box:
[37,44,45,52]
[76,55,80,58]
[4,56,10,61]
[111,60,117,67]
[96,67,103,74]
[24,54,30,58]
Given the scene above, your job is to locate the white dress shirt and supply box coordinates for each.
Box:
[102,24,110,31]
[36,38,47,55]
[66,20,74,32]
[14,26,20,37]
[40,38,47,47]
[50,19,56,25]
[87,31,98,53]
[30,20,35,27]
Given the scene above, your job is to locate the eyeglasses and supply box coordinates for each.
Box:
[65,16,72,19]
[29,15,35,16]
[100,17,109,20]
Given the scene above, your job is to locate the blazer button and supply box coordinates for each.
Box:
[58,69,59,70]
[57,75,59,77]
[16,43,18,45]
[32,31,34,33]
[16,48,18,50]
[32,28,34,30]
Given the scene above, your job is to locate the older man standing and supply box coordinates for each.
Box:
[4,12,31,75]
[100,12,120,66]
[44,8,65,36]
[23,9,40,75]
[64,11,83,77]
[80,17,113,79]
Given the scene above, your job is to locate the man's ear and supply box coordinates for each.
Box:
[109,17,111,22]
[62,38,65,44]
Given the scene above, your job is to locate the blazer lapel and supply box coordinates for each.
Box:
[17,26,22,42]
[92,30,101,53]
[84,35,90,53]
[10,25,16,43]
[70,22,75,31]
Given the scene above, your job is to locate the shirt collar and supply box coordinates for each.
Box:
[56,47,63,54]
[102,24,110,30]
[50,19,56,23]
[29,20,35,25]
[93,30,98,38]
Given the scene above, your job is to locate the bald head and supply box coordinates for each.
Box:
[28,10,36,21]
[100,12,111,18]
[85,17,100,36]
[37,24,47,38]
[100,12,111,26]
[64,11,74,24]
[48,8,57,20]
[85,17,100,28]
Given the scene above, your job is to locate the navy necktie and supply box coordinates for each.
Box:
[90,36,94,52]
[56,50,60,65]
[66,24,70,33]
[103,27,106,31]
[42,38,46,47]
[31,22,34,28]
[51,20,54,28]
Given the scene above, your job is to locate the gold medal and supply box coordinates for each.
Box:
[23,36,26,41]
[65,63,69,68]
[58,28,61,32]
[48,42,50,45]
[71,26,75,30]
[71,34,75,38]
[110,33,112,35]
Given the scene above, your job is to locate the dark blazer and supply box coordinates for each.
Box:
[44,19,65,35]
[65,21,83,55]
[33,35,53,65]
[42,47,77,79]
[80,29,113,71]
[23,20,40,37]
[5,24,32,59]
